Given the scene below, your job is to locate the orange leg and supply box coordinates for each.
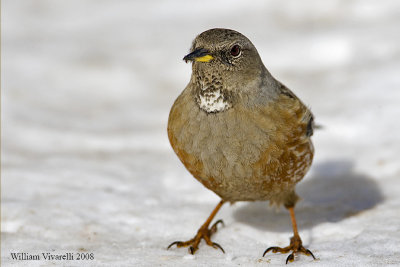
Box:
[167,200,225,254]
[263,206,316,264]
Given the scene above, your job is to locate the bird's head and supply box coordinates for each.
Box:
[183,28,266,89]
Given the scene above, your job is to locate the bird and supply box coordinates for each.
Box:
[167,28,316,264]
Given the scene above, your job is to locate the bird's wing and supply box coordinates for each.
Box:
[277,82,315,138]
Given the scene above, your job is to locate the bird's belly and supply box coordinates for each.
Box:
[192,137,313,202]
[169,107,313,203]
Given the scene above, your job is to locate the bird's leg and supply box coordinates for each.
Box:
[263,206,316,264]
[167,200,225,254]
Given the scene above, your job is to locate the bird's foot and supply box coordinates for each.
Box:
[263,235,315,264]
[167,219,225,254]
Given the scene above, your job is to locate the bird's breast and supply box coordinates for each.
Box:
[168,88,313,202]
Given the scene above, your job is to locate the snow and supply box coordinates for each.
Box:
[2,0,400,266]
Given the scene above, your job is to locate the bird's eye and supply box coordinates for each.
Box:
[230,45,241,57]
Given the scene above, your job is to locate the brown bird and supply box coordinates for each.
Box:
[167,28,316,264]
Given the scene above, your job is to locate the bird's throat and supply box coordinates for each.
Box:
[194,74,232,113]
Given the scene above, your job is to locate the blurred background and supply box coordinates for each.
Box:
[2,0,400,266]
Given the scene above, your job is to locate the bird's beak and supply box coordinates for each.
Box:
[183,48,214,63]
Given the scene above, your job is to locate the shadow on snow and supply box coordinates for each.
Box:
[232,160,384,232]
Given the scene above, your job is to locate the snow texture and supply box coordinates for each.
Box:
[2,0,400,266]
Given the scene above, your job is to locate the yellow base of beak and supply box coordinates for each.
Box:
[195,55,214,62]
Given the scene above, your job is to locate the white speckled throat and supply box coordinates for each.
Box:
[194,74,232,113]
[197,88,231,113]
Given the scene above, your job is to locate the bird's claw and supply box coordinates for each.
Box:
[263,235,316,264]
[167,219,225,254]
[211,241,225,253]
[167,241,185,250]
[210,219,224,234]
[263,246,281,255]
[286,253,295,264]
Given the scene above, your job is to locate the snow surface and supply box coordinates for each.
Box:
[2,0,400,266]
